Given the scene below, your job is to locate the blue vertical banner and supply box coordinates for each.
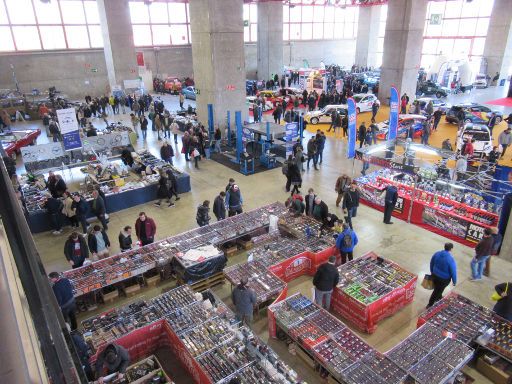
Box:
[235,111,243,162]
[388,86,399,141]
[285,122,299,157]
[227,111,231,147]
[347,97,357,159]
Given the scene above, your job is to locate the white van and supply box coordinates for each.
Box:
[456,124,493,157]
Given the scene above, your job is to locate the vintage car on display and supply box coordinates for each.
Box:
[445,103,503,125]
[456,124,493,157]
[376,114,426,140]
[415,97,451,114]
[352,93,379,113]
[164,77,182,94]
[181,86,196,100]
[416,80,450,98]
[304,104,347,125]
[1,128,41,158]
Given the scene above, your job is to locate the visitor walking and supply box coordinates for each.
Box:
[196,200,211,227]
[231,277,256,326]
[383,185,398,224]
[135,212,157,245]
[49,272,78,330]
[118,226,133,251]
[307,136,318,170]
[493,282,512,321]
[288,161,302,194]
[213,191,226,221]
[312,255,339,310]
[336,223,358,265]
[470,227,494,281]
[91,189,108,230]
[160,141,174,165]
[140,115,148,140]
[335,174,351,207]
[225,184,243,216]
[64,232,89,269]
[498,128,512,158]
[87,225,111,260]
[342,181,360,229]
[427,243,457,308]
[358,122,367,149]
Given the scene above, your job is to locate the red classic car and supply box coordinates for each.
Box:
[1,128,41,158]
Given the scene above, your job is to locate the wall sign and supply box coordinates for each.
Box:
[430,14,442,25]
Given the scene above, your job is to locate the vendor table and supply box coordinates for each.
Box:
[330,252,417,333]
[26,172,191,233]
[356,170,499,247]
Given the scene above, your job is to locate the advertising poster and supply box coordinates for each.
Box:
[56,107,82,151]
[388,86,399,141]
[285,122,299,157]
[347,97,357,159]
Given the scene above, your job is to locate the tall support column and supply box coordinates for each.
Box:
[355,5,382,69]
[379,0,428,103]
[96,0,138,92]
[482,0,512,84]
[257,2,283,81]
[190,0,247,127]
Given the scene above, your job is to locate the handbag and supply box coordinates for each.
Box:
[491,282,508,301]
[193,149,200,158]
[421,274,434,290]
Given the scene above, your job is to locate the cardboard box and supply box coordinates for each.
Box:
[145,274,160,287]
[101,289,119,304]
[223,244,239,257]
[124,284,141,297]
[477,356,512,384]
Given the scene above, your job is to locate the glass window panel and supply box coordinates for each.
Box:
[471,37,486,56]
[444,0,462,18]
[83,1,100,24]
[475,18,489,36]
[422,38,438,54]
[250,23,257,42]
[0,1,8,24]
[379,21,386,37]
[250,4,257,22]
[283,6,289,23]
[437,38,454,55]
[458,19,476,36]
[12,26,41,50]
[152,25,170,45]
[313,23,323,39]
[426,21,443,37]
[244,26,250,42]
[442,19,459,36]
[301,23,312,40]
[88,25,103,47]
[375,52,383,68]
[132,25,152,46]
[313,5,324,20]
[289,6,301,22]
[477,0,494,17]
[334,8,345,22]
[0,27,15,51]
[149,2,168,24]
[428,1,445,16]
[188,24,191,42]
[377,37,384,53]
[461,1,479,17]
[169,3,187,23]
[283,23,289,40]
[302,6,313,22]
[33,0,61,24]
[324,6,335,22]
[243,4,250,21]
[333,22,343,39]
[344,22,354,38]
[290,23,301,39]
[380,4,388,22]
[60,1,86,24]
[65,25,89,48]
[421,54,437,70]
[353,21,358,38]
[40,26,66,50]
[346,7,357,22]
[456,39,472,56]
[171,24,188,45]
[129,2,150,24]
[323,22,334,39]
[7,0,36,24]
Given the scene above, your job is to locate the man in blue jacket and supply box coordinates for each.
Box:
[427,242,457,308]
[49,272,77,330]
[336,223,358,265]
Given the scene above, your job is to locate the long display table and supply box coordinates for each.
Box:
[356,170,500,247]
[331,252,417,333]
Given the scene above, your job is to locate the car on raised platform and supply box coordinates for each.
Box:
[1,128,41,158]
[376,114,426,140]
[353,93,379,113]
[304,104,347,125]
[445,103,503,125]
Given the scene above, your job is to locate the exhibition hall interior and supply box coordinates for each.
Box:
[1,0,512,383]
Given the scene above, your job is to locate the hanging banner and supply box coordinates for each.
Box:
[56,108,82,151]
[388,86,399,141]
[285,122,299,157]
[347,97,357,159]
[136,52,145,67]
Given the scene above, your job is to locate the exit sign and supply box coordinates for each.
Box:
[91,68,98,73]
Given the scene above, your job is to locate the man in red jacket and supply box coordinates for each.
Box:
[135,212,156,245]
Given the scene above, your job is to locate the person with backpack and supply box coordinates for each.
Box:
[196,200,211,227]
[336,223,358,265]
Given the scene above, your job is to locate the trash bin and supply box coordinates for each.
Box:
[500,79,506,86]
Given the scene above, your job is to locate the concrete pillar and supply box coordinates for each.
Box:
[355,5,382,69]
[257,2,283,82]
[483,0,512,84]
[189,0,247,127]
[97,0,138,92]
[379,0,428,104]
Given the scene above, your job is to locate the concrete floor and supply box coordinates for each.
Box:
[22,86,512,383]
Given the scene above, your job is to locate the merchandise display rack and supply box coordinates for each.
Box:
[356,169,501,247]
[86,285,302,384]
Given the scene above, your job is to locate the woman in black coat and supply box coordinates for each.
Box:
[154,171,171,207]
[287,162,302,194]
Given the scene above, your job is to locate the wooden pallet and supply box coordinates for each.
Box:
[178,272,225,292]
